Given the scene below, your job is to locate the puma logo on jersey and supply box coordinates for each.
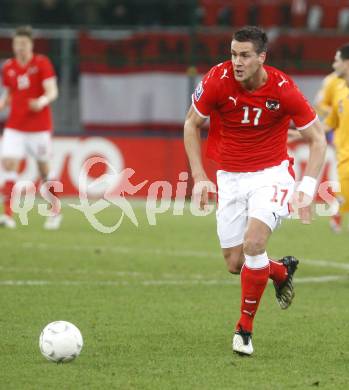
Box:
[278,77,288,87]
[229,96,237,106]
[220,68,229,79]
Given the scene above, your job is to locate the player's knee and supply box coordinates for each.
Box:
[223,251,242,274]
[2,159,17,171]
[243,236,266,256]
[38,163,50,179]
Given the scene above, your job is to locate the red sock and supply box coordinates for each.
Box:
[269,259,287,285]
[236,264,269,333]
[330,214,342,226]
[48,186,60,215]
[41,181,61,215]
[3,180,15,216]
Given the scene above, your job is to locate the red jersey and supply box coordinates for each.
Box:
[192,61,316,172]
[2,54,55,132]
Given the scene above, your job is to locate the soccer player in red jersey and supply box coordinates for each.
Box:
[184,26,327,356]
[0,26,61,229]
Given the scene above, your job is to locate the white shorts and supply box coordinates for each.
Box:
[216,160,295,248]
[1,128,52,162]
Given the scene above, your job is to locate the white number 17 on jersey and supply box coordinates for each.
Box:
[241,106,262,126]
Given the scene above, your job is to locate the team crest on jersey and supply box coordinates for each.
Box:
[194,81,204,101]
[266,99,280,111]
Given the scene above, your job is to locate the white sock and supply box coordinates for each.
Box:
[3,171,18,182]
[244,251,269,269]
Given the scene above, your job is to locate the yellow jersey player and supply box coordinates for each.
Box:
[314,72,345,120]
[325,44,349,232]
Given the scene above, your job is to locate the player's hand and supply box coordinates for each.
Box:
[192,173,216,211]
[0,99,6,111]
[292,190,313,224]
[29,98,44,112]
[29,95,50,112]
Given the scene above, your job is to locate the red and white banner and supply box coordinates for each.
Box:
[80,73,324,131]
[80,73,192,131]
[1,136,337,199]
[79,31,349,131]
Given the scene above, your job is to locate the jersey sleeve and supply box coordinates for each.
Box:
[320,75,335,107]
[1,62,10,88]
[314,74,339,119]
[325,103,339,130]
[282,81,317,130]
[39,56,56,81]
[191,67,218,118]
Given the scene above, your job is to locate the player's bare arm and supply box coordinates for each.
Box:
[300,119,327,182]
[0,88,10,111]
[184,106,207,180]
[184,106,215,210]
[322,123,334,133]
[294,118,327,224]
[29,77,58,112]
[287,128,302,141]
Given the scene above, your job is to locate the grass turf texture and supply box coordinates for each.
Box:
[0,201,348,389]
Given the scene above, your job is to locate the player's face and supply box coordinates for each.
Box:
[231,40,266,82]
[12,36,33,61]
[332,51,343,76]
[332,50,349,78]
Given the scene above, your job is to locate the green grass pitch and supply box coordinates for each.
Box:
[0,201,348,389]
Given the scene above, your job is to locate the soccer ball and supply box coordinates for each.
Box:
[39,321,83,363]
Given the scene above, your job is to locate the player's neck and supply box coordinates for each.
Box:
[16,53,33,66]
[240,67,268,92]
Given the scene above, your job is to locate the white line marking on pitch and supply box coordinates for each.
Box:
[0,241,348,271]
[0,275,347,287]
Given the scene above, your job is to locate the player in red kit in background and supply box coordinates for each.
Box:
[184,26,326,356]
[0,26,61,229]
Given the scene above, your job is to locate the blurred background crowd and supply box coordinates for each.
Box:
[1,0,349,134]
[1,0,349,29]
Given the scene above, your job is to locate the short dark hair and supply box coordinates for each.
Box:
[338,44,349,60]
[14,25,33,40]
[233,26,268,54]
